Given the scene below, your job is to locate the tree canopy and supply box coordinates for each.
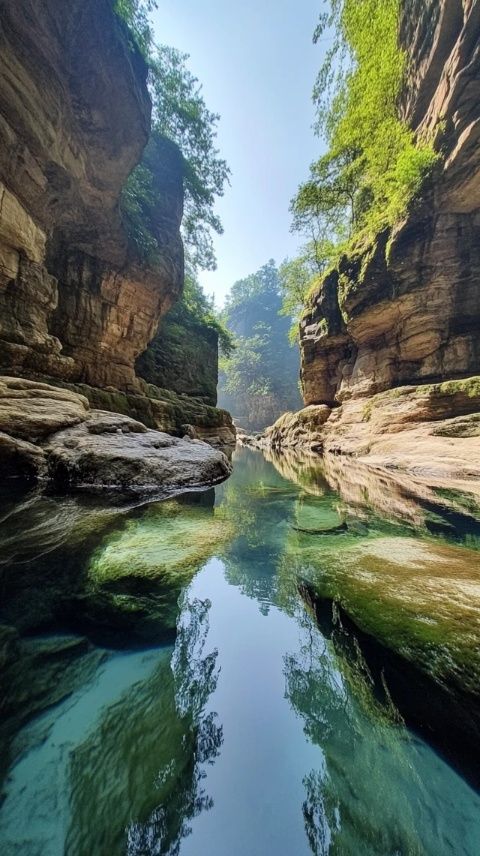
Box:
[115,0,229,271]
[281,0,439,330]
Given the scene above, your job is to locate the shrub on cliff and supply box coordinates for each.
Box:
[285,0,439,315]
[115,1,229,273]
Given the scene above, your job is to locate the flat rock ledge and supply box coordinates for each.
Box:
[239,378,480,498]
[0,377,232,493]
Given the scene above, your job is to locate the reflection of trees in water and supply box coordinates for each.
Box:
[283,605,445,856]
[303,770,338,856]
[66,596,222,856]
[218,453,299,614]
[125,595,223,856]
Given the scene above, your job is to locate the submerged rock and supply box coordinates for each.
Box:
[82,499,234,637]
[288,528,480,698]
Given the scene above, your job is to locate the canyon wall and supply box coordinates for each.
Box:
[301,0,480,406]
[0,0,184,391]
[137,315,220,406]
[260,0,480,488]
[0,0,234,443]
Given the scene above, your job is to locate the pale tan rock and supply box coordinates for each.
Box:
[0,377,89,441]
[0,378,232,492]
[0,183,45,264]
[256,377,480,498]
[0,0,183,392]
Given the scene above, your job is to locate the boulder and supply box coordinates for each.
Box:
[45,410,232,493]
[0,377,232,494]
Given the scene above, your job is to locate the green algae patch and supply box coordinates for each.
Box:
[288,532,480,696]
[83,500,234,636]
[89,501,232,584]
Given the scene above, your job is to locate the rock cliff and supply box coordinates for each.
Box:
[265,0,480,488]
[0,0,234,450]
[302,0,480,405]
[137,311,220,406]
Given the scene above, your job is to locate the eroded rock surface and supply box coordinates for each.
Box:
[246,377,480,496]
[0,377,232,493]
[301,1,480,407]
[0,0,184,392]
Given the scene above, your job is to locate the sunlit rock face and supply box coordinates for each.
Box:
[0,0,236,445]
[296,1,480,462]
[258,377,480,495]
[0,0,185,393]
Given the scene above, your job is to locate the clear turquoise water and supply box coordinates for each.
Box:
[1,447,480,855]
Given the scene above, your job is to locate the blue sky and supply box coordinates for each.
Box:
[151,0,323,305]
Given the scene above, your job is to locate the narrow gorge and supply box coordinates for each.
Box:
[1,2,480,854]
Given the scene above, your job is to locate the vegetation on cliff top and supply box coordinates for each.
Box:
[281,0,439,323]
[115,0,229,272]
[115,0,232,369]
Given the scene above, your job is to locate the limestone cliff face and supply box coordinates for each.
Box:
[137,315,220,406]
[0,0,183,392]
[301,0,480,406]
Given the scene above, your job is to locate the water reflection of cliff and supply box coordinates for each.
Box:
[284,602,480,855]
[264,447,480,539]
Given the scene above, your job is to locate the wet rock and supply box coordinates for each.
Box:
[80,499,234,639]
[0,378,232,494]
[260,378,480,499]
[0,431,46,480]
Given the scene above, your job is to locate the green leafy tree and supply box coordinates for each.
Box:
[289,0,439,313]
[115,2,229,271]
[279,253,323,343]
[149,46,229,271]
[114,0,157,57]
[219,262,302,430]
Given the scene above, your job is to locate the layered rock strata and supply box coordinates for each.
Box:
[246,377,480,497]
[266,1,480,482]
[301,0,480,407]
[0,0,183,390]
[0,0,234,447]
[0,377,231,493]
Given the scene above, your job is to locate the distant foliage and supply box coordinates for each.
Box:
[115,1,229,272]
[219,262,302,429]
[288,0,439,317]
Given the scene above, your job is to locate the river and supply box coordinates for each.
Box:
[1,446,480,855]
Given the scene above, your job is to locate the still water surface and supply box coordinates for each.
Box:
[1,447,480,855]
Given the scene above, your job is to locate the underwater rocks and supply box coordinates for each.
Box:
[81,499,234,638]
[0,377,232,494]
